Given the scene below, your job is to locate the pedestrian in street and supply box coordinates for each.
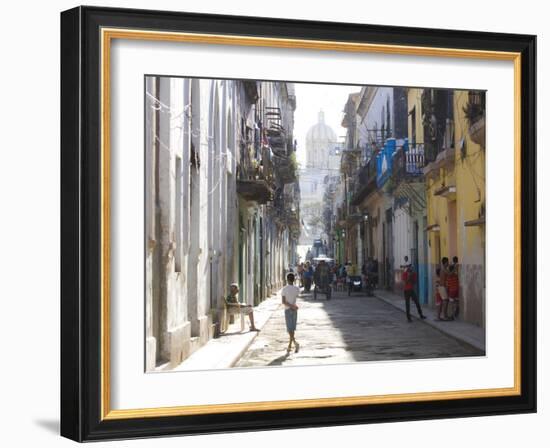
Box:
[303,262,314,292]
[447,263,460,319]
[281,272,301,354]
[338,263,347,278]
[345,261,355,291]
[297,262,305,287]
[367,257,378,289]
[402,264,426,322]
[347,261,357,276]
[439,257,451,320]
[331,263,338,289]
[434,267,448,321]
[225,283,259,332]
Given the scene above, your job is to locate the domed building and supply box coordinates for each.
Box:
[299,111,340,246]
[305,110,338,169]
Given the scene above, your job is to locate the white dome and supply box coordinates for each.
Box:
[306,111,337,144]
[305,111,337,169]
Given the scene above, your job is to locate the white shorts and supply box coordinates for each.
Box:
[438,285,449,300]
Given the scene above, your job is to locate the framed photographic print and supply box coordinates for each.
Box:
[60,6,536,442]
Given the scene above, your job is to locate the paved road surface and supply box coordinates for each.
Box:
[235,289,483,368]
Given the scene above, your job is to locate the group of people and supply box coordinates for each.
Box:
[225,254,461,357]
[296,260,333,292]
[296,262,315,292]
[333,262,355,288]
[296,259,379,292]
[400,255,461,323]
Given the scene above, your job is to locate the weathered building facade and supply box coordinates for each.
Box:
[340,86,411,289]
[331,85,485,327]
[145,77,300,371]
[423,88,486,326]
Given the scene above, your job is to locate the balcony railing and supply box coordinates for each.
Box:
[376,138,398,188]
[392,142,426,181]
[271,153,296,184]
[350,156,378,206]
[237,179,273,204]
[358,157,377,185]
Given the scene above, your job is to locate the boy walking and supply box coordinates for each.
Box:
[281,273,301,354]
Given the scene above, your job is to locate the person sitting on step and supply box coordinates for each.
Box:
[225,283,259,332]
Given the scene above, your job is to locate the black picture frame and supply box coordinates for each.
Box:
[61,5,536,442]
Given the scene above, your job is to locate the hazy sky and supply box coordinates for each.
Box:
[293,83,361,166]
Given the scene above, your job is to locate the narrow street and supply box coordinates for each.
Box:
[144,77,487,371]
[236,289,482,368]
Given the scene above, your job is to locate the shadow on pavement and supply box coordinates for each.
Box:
[296,285,483,364]
[267,353,290,366]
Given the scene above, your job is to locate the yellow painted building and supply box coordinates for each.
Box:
[424,89,486,327]
[407,88,424,146]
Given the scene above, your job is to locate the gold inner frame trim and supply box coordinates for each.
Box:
[100,27,522,421]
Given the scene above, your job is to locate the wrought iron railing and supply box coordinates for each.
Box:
[392,143,426,180]
[357,157,377,185]
[349,157,378,205]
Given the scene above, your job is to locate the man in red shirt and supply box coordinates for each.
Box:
[402,264,427,322]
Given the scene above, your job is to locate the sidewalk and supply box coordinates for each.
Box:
[171,293,283,372]
[373,289,486,352]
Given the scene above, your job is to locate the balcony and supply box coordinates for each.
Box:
[468,116,485,147]
[237,179,273,204]
[350,157,378,206]
[266,128,286,152]
[272,153,297,184]
[391,142,427,211]
[464,91,486,147]
[434,184,457,200]
[423,146,456,177]
[376,138,398,188]
[272,188,300,233]
[264,108,286,148]
[392,143,426,181]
